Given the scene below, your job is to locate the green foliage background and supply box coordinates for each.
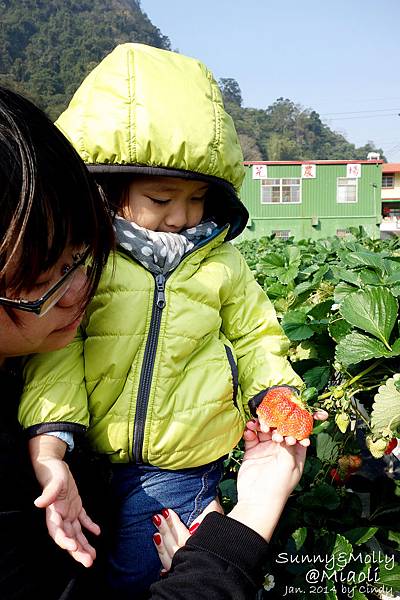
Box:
[0,1,384,159]
[0,0,170,119]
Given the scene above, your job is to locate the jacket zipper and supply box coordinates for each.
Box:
[132,225,228,462]
[132,273,166,462]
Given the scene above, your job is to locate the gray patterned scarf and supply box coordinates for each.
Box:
[114,216,219,274]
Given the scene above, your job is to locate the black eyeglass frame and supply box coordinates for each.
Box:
[0,247,90,317]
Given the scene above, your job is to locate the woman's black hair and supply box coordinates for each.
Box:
[0,86,115,306]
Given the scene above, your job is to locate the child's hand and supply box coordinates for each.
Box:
[29,436,100,567]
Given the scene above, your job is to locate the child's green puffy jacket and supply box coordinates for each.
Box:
[18,43,303,468]
[20,233,302,468]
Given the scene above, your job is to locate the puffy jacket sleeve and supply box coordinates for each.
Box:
[18,329,88,438]
[220,246,303,416]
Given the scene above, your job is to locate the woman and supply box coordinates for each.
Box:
[0,84,114,600]
[0,85,308,600]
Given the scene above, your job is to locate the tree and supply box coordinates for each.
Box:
[0,0,171,119]
[219,77,242,107]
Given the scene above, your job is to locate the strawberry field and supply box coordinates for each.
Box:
[221,228,400,600]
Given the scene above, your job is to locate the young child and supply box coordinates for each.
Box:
[19,43,304,597]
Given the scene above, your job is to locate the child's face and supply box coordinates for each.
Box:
[122,176,208,233]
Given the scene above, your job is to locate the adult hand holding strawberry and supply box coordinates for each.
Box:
[228,420,307,541]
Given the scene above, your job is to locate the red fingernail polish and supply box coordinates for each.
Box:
[152,514,161,526]
[161,508,169,519]
[153,533,161,546]
[189,522,199,535]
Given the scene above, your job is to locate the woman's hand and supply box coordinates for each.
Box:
[228,421,307,541]
[259,409,329,447]
[152,499,223,572]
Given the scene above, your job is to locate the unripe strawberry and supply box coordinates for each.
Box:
[366,435,388,459]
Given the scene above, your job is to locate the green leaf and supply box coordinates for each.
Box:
[335,332,400,367]
[298,482,340,510]
[325,585,339,599]
[339,287,398,348]
[328,318,353,342]
[328,533,353,573]
[334,282,358,303]
[277,263,299,285]
[332,266,361,287]
[315,432,340,462]
[218,479,237,504]
[371,375,400,436]
[378,563,400,592]
[266,282,288,298]
[303,366,330,391]
[388,530,400,548]
[282,310,314,341]
[259,253,285,270]
[391,284,400,297]
[286,245,301,265]
[343,527,378,546]
[294,281,316,296]
[291,527,307,551]
[343,250,387,272]
[359,269,384,285]
[307,300,333,319]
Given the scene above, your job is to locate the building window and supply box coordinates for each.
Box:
[382,173,395,188]
[272,230,291,240]
[261,178,301,204]
[337,178,357,203]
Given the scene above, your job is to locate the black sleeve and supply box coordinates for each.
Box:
[0,366,89,600]
[149,512,269,600]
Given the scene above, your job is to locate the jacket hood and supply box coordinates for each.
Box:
[55,43,248,240]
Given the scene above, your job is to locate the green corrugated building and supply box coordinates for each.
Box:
[239,160,382,240]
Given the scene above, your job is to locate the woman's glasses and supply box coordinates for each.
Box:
[0,248,90,317]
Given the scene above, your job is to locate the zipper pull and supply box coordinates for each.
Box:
[155,274,166,309]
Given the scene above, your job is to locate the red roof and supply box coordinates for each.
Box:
[383,163,400,173]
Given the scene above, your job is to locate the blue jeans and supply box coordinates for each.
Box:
[107,458,224,598]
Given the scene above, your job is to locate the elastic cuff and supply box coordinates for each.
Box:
[25,422,86,438]
[186,512,269,586]
[248,389,270,417]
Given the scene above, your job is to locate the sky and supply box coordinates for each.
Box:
[140,0,400,162]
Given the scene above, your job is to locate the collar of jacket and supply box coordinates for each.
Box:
[117,225,230,269]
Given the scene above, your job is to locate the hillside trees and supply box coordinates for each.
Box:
[0,3,385,160]
[0,0,170,119]
[220,80,385,161]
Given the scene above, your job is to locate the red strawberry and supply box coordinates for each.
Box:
[338,455,362,473]
[384,438,398,455]
[330,467,350,485]
[256,385,314,440]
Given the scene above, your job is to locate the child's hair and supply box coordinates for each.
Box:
[94,173,133,215]
[93,172,222,225]
[0,86,114,304]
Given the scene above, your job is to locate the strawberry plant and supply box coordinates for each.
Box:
[220,228,400,599]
